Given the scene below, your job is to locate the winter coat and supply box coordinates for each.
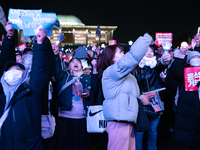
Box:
[90,72,104,105]
[54,55,91,112]
[102,34,153,123]
[0,37,55,150]
[169,57,200,147]
[134,62,166,93]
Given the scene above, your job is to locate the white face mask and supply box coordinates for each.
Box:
[22,54,33,72]
[4,69,23,86]
[190,58,200,67]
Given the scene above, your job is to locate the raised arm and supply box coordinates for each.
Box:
[52,43,66,82]
[30,29,56,101]
[108,33,153,81]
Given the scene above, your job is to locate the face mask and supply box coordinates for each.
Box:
[4,69,23,86]
[190,58,200,67]
[22,54,33,72]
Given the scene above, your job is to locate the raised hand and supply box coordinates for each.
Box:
[37,29,46,44]
[162,52,171,62]
[194,34,200,47]
[5,22,14,38]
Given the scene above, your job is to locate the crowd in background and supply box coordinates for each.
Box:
[1,22,200,150]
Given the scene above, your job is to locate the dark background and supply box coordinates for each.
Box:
[1,0,200,47]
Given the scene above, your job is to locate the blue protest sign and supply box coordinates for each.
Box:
[8,8,42,29]
[21,12,57,36]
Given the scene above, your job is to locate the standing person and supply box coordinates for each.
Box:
[52,45,91,150]
[134,46,171,150]
[0,24,55,150]
[97,33,153,150]
[169,43,200,150]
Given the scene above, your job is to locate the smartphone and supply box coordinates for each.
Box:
[82,93,87,96]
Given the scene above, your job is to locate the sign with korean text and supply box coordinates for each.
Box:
[155,33,173,46]
[21,12,57,36]
[184,67,200,91]
[8,8,42,29]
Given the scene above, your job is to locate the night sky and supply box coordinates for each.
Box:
[1,0,200,46]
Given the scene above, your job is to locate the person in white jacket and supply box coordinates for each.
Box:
[97,33,153,150]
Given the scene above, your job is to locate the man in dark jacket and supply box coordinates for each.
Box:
[0,25,55,150]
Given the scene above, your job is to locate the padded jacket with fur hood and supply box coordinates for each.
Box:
[102,33,153,123]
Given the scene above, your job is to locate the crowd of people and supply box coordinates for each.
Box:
[1,22,200,150]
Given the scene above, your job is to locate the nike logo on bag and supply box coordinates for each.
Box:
[89,110,102,117]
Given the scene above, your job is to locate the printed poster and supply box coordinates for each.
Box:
[143,89,165,112]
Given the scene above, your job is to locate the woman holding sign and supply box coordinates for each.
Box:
[134,45,171,150]
[169,44,200,149]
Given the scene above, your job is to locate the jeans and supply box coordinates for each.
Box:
[135,115,160,150]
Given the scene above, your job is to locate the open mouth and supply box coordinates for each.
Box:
[74,65,78,68]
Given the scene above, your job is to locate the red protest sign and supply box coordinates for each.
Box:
[17,43,27,52]
[184,67,200,91]
[155,33,173,46]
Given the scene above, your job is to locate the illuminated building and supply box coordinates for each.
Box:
[49,15,118,45]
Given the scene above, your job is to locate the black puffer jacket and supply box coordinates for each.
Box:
[169,57,200,148]
[0,37,55,150]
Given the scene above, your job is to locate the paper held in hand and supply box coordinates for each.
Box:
[184,67,200,91]
[143,88,165,112]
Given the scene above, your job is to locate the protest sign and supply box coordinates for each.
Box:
[8,8,42,29]
[17,43,27,51]
[21,12,57,36]
[0,5,7,28]
[155,33,173,46]
[184,67,200,91]
[143,88,165,112]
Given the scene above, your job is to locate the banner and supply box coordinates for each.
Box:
[155,33,173,46]
[21,12,57,36]
[0,5,7,28]
[8,8,42,29]
[184,67,200,91]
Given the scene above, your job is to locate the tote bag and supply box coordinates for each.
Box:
[86,105,107,133]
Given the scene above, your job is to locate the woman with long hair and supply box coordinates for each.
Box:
[97,33,153,150]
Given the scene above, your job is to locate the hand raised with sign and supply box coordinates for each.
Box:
[194,34,200,47]
[52,43,59,55]
[5,22,14,38]
[37,29,46,44]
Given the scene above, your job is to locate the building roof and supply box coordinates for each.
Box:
[57,14,85,26]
